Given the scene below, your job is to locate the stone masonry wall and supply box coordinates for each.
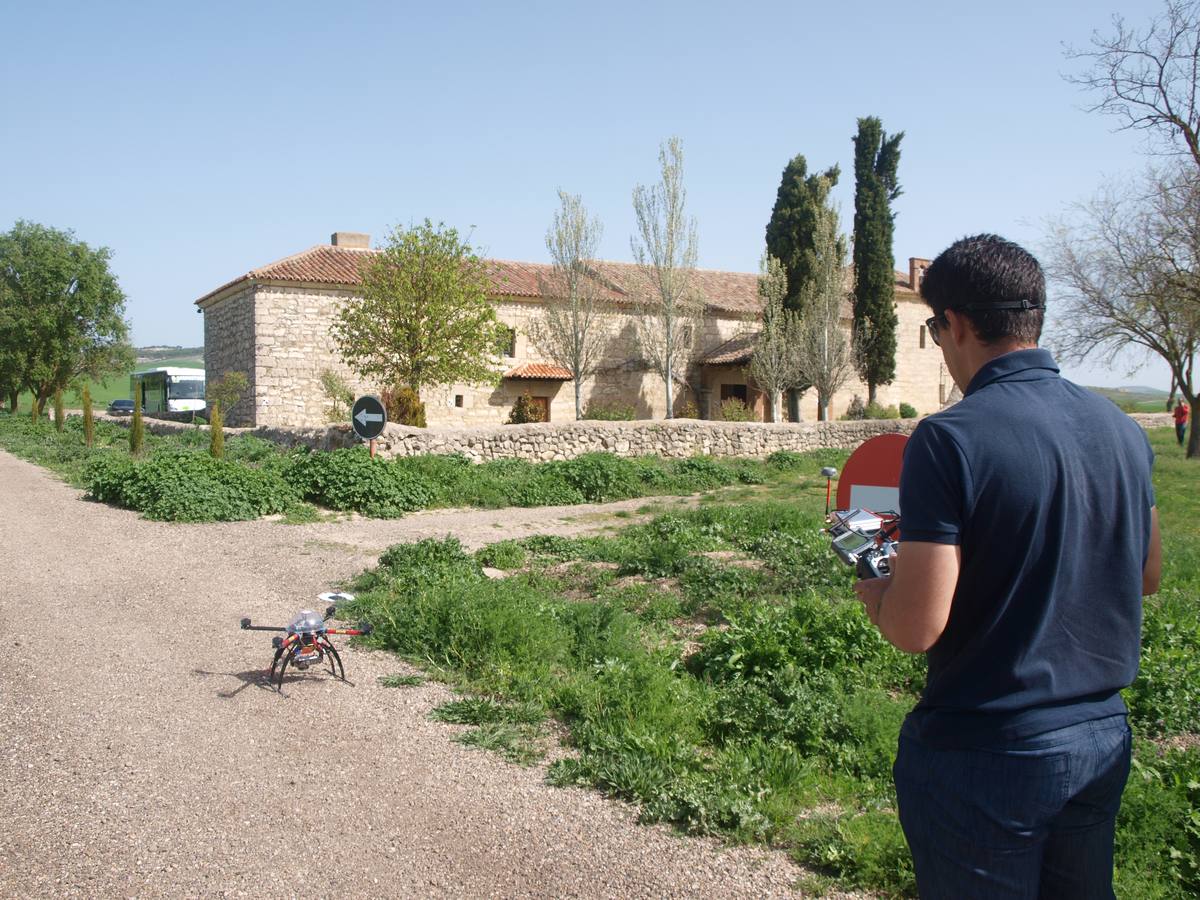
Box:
[202,284,256,426]
[124,411,1175,465]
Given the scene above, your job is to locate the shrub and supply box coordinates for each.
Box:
[130,384,145,455]
[507,392,545,424]
[84,450,296,521]
[899,402,918,419]
[766,450,805,470]
[554,453,642,503]
[719,398,757,422]
[475,540,528,570]
[284,447,436,516]
[583,400,637,420]
[53,389,64,432]
[670,456,737,490]
[677,400,700,419]
[864,402,899,420]
[843,395,866,420]
[382,385,426,428]
[319,369,355,424]
[207,371,249,415]
[81,385,94,448]
[209,402,225,458]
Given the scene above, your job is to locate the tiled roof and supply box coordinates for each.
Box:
[703,332,759,366]
[195,243,920,312]
[196,245,762,315]
[503,363,574,380]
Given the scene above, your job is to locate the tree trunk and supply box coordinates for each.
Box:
[1189,398,1199,460]
[770,392,782,423]
[7,390,16,413]
[664,368,674,419]
[574,379,583,421]
[817,391,829,421]
[867,382,878,406]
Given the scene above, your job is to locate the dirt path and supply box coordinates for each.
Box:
[0,450,819,899]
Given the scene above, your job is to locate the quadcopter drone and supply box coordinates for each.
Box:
[239,592,372,690]
[821,466,901,579]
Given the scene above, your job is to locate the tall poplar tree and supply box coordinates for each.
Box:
[851,117,903,405]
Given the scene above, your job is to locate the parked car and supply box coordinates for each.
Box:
[107,399,139,415]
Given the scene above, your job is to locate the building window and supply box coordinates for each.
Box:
[454,394,464,408]
[720,384,748,403]
[920,325,927,349]
[498,326,517,358]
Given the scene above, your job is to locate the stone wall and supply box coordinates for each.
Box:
[116,412,1177,464]
[202,284,256,426]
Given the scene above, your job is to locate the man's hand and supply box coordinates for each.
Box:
[853,541,961,654]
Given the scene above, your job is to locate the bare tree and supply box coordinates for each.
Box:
[749,256,803,422]
[796,206,856,421]
[1045,165,1200,457]
[530,190,610,419]
[631,137,704,418]
[1067,1,1200,169]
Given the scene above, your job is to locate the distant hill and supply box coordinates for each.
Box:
[1087,385,1172,413]
[137,345,204,363]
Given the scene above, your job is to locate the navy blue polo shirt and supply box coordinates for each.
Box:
[899,348,1156,748]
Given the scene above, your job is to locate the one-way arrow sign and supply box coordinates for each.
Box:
[350,395,387,441]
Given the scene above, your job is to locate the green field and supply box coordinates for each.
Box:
[13,354,203,409]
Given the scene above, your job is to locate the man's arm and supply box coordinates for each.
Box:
[853,542,961,654]
[1144,507,1162,596]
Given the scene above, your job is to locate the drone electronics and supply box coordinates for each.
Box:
[239,592,371,690]
[821,433,908,580]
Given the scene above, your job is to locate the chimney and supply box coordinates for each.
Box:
[331,232,370,250]
[909,257,931,292]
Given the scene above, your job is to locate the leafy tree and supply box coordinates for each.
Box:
[206,371,248,420]
[1067,1,1200,170]
[748,256,803,422]
[1045,165,1200,457]
[318,369,354,424]
[130,382,144,455]
[0,221,133,415]
[531,190,610,419]
[765,155,841,314]
[331,221,505,404]
[795,206,857,421]
[851,117,903,405]
[631,137,704,418]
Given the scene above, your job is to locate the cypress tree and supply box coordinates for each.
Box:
[81,385,94,448]
[53,388,64,432]
[209,401,225,459]
[129,383,144,455]
[765,154,841,315]
[852,117,903,405]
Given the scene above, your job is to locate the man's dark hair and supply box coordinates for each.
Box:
[920,234,1046,345]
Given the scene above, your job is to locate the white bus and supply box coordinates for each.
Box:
[130,367,206,413]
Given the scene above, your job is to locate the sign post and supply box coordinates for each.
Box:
[350,396,387,456]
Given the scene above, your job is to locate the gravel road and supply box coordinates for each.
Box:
[0,450,833,899]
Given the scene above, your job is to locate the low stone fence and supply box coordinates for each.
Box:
[98,411,1178,464]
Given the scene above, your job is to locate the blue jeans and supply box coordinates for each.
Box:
[893,714,1132,899]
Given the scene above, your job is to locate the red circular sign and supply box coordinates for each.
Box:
[835,432,908,514]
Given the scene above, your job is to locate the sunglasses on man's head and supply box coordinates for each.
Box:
[924,300,1045,348]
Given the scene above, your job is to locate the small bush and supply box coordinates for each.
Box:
[53,389,64,432]
[677,400,700,419]
[507,392,545,424]
[670,456,737,490]
[719,398,757,422]
[583,400,637,420]
[81,385,94,448]
[898,402,918,419]
[476,540,529,570]
[209,401,225,458]
[285,447,436,517]
[766,450,805,470]
[843,395,866,420]
[554,453,642,503]
[864,402,899,420]
[319,369,355,424]
[382,386,426,428]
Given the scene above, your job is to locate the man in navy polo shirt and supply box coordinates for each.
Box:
[854,234,1162,897]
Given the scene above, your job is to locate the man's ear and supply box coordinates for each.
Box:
[944,308,973,345]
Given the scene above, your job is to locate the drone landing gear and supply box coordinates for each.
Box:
[267,636,346,691]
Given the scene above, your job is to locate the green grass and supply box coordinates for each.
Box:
[337,427,1198,898]
[11,355,204,411]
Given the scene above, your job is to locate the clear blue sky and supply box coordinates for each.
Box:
[0,0,1177,389]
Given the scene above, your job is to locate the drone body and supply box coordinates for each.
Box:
[239,592,371,690]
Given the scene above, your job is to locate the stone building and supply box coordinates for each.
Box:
[195,232,950,427]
